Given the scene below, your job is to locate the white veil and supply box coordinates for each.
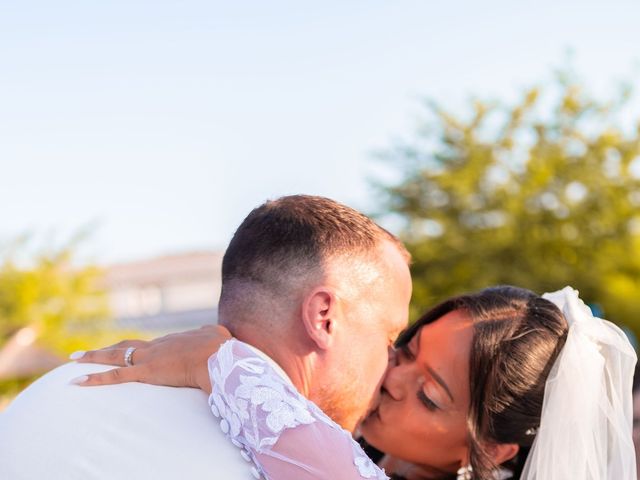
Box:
[520,286,637,479]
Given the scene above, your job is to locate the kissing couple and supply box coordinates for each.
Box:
[1,195,636,479]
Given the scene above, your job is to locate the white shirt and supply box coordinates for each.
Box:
[0,361,254,480]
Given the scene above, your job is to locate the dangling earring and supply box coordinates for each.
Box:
[457,465,473,480]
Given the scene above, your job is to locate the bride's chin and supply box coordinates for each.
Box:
[359,426,388,457]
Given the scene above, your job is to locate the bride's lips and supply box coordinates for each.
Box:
[373,406,381,421]
[364,388,389,423]
[364,389,383,416]
[362,406,381,425]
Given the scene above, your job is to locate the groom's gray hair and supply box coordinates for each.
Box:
[218,195,409,327]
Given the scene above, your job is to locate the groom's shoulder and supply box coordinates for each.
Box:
[0,363,253,480]
[4,362,212,421]
[10,361,208,405]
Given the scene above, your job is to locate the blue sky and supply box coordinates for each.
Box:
[2,0,639,263]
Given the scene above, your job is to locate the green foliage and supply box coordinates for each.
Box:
[0,242,110,353]
[0,239,139,404]
[378,73,640,335]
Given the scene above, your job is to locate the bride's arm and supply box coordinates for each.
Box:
[205,339,388,479]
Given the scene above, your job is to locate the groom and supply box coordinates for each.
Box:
[0,195,412,478]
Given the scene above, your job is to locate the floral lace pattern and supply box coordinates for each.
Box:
[208,339,389,480]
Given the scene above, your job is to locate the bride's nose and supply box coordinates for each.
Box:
[382,355,408,402]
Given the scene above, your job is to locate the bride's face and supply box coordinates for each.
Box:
[359,309,474,476]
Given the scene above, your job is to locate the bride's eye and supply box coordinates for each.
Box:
[417,390,439,411]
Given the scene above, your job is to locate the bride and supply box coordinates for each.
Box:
[75,285,636,479]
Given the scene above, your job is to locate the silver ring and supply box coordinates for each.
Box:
[124,347,136,367]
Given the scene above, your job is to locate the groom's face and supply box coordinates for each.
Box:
[320,239,412,431]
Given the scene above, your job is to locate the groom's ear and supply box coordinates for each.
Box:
[301,287,338,350]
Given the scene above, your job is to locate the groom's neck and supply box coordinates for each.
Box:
[226,322,314,399]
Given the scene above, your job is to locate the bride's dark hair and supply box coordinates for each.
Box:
[394,285,569,480]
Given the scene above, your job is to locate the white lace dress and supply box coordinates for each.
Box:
[207,339,389,480]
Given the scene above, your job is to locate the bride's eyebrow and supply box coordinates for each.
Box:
[417,330,454,403]
[425,365,454,403]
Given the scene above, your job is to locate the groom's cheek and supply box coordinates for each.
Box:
[360,342,389,400]
[364,384,383,417]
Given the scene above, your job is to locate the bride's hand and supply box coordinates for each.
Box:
[70,325,232,393]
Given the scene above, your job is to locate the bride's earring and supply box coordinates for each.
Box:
[457,465,473,480]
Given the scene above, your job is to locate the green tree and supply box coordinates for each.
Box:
[378,73,640,335]
[0,242,107,351]
[0,238,131,403]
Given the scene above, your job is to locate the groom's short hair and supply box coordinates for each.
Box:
[219,195,408,324]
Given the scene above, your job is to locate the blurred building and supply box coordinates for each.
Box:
[105,251,222,333]
[0,251,223,386]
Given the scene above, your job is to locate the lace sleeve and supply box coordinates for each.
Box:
[207,339,389,480]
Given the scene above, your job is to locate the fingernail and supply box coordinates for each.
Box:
[70,375,89,385]
[69,351,86,360]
